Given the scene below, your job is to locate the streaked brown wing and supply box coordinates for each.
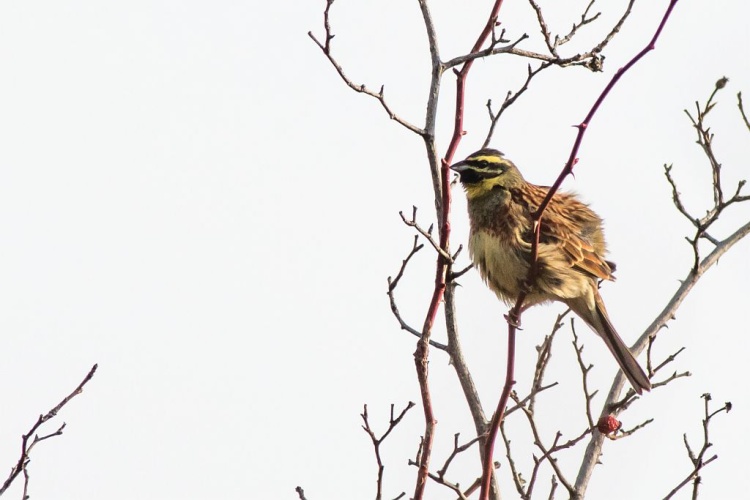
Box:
[538,192,614,281]
[560,235,613,281]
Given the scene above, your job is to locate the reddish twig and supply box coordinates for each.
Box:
[414,2,507,500]
[0,364,98,496]
[479,2,681,499]
[535,0,680,218]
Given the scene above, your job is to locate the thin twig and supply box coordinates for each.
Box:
[399,208,452,261]
[662,455,718,500]
[295,486,309,500]
[0,364,98,496]
[386,235,447,350]
[361,402,416,500]
[483,62,552,147]
[571,322,596,429]
[613,418,654,439]
[307,2,423,135]
[663,394,731,499]
[527,0,556,56]
[500,421,526,498]
[555,1,601,48]
[528,310,569,413]
[738,91,750,131]
[417,433,484,500]
[651,346,686,375]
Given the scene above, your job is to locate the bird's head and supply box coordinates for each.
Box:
[450,148,525,199]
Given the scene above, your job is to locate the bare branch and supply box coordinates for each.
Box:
[409,432,483,500]
[0,364,98,496]
[613,418,654,439]
[548,475,559,500]
[506,383,558,418]
[527,0,556,56]
[663,394,731,499]
[572,322,596,429]
[389,235,424,292]
[555,1,601,48]
[528,310,569,413]
[449,263,474,281]
[361,402,416,500]
[483,62,552,147]
[589,0,636,60]
[667,78,750,271]
[738,91,750,131]
[662,455,718,500]
[295,486,309,500]
[518,403,579,497]
[650,371,691,390]
[437,433,483,479]
[387,236,447,350]
[308,2,423,135]
[443,34,530,69]
[400,208,452,261]
[500,422,526,498]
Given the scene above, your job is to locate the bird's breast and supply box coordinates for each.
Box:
[469,230,529,304]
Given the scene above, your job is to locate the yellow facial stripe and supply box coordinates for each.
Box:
[465,176,506,199]
[470,155,504,164]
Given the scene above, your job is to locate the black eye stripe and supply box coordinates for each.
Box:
[458,168,503,184]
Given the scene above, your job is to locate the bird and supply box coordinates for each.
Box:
[450,148,651,395]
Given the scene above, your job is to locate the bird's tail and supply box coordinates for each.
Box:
[568,293,652,395]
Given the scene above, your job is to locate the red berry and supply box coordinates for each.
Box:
[597,415,622,434]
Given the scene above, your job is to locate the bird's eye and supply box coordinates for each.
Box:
[479,160,489,167]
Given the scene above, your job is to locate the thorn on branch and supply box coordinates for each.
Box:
[449,264,474,282]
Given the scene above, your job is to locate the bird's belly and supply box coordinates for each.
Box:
[469,230,589,306]
[469,231,529,304]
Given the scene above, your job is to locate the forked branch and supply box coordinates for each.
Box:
[0,364,98,496]
[663,394,731,499]
[361,402,416,500]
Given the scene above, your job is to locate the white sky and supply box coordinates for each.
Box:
[0,1,748,499]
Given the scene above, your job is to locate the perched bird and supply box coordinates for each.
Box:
[451,148,651,395]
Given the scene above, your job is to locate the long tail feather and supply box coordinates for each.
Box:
[567,293,651,395]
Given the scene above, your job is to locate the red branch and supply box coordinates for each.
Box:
[478,1,681,499]
[413,2,506,499]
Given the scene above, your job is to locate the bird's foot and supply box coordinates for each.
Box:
[504,311,522,329]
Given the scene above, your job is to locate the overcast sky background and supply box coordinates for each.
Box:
[0,1,748,499]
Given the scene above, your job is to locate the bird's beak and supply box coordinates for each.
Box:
[450,160,469,173]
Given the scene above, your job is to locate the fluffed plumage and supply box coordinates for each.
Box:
[451,148,651,395]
